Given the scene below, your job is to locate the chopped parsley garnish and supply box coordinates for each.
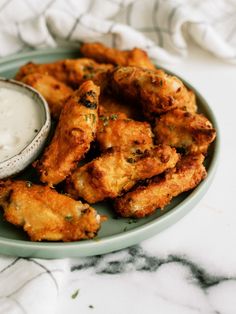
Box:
[26,181,33,188]
[83,73,94,80]
[128,218,138,224]
[110,114,118,120]
[65,214,73,222]
[99,114,118,126]
[71,289,79,299]
[85,114,96,124]
[99,116,109,126]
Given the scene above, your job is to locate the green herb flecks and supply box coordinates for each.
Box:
[71,289,79,299]
[110,114,118,120]
[99,115,109,126]
[26,181,33,188]
[85,113,96,125]
[127,218,138,224]
[93,237,101,242]
[83,73,94,80]
[65,214,73,222]
[99,113,118,126]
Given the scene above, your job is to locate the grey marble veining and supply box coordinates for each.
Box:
[62,244,236,314]
[71,246,234,287]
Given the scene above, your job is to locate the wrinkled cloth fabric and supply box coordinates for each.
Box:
[0,0,235,64]
[0,0,235,313]
[0,256,68,314]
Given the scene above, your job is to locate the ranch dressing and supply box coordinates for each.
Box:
[0,87,42,162]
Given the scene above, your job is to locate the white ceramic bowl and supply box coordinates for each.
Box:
[0,78,51,179]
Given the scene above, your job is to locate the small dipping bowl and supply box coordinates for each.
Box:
[0,78,51,179]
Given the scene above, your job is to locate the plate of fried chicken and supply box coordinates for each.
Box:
[0,43,218,258]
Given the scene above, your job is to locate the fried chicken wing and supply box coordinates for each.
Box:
[0,180,101,241]
[67,145,179,203]
[35,80,100,186]
[97,114,153,152]
[99,94,141,119]
[80,42,156,70]
[153,109,216,154]
[109,66,197,119]
[115,154,207,218]
[21,73,73,119]
[15,59,113,89]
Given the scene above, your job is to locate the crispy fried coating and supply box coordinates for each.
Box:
[15,59,113,88]
[109,66,197,119]
[15,62,42,81]
[99,94,140,119]
[153,109,216,154]
[187,90,197,114]
[0,180,101,242]
[115,154,207,218]
[35,81,100,186]
[67,145,179,203]
[21,73,73,119]
[80,42,155,70]
[97,114,153,152]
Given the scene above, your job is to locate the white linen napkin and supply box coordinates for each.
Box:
[0,256,68,314]
[0,0,235,313]
[0,0,235,64]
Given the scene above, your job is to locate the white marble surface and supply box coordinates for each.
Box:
[53,44,236,314]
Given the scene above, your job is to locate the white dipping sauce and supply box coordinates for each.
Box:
[0,87,43,162]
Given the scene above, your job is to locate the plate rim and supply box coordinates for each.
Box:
[0,47,220,258]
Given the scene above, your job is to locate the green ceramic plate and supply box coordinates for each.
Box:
[0,48,219,259]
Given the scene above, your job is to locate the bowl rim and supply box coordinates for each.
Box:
[0,77,51,167]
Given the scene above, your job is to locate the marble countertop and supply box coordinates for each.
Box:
[52,44,235,314]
